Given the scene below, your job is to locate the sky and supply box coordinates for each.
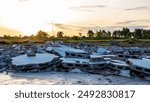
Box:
[0,0,150,36]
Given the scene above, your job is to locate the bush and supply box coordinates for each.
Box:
[127,38,138,44]
[0,40,9,44]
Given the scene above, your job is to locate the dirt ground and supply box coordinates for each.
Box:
[0,72,149,85]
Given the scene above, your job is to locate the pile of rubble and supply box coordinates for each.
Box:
[0,41,150,79]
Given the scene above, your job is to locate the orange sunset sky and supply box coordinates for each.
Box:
[0,0,150,36]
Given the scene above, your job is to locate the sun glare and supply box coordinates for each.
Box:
[0,0,150,36]
[0,0,77,36]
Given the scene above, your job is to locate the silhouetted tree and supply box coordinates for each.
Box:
[112,30,121,38]
[57,31,64,38]
[3,35,11,39]
[133,29,143,39]
[79,32,82,37]
[142,29,150,39]
[121,28,130,38]
[106,31,111,38]
[96,30,102,39]
[102,30,106,34]
[72,36,79,40]
[36,30,49,40]
[87,30,94,39]
[63,35,70,38]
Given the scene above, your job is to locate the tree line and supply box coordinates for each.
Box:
[87,28,150,39]
[1,28,150,41]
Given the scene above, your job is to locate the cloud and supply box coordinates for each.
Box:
[54,23,88,31]
[125,6,148,11]
[71,5,106,9]
[54,23,150,32]
[72,9,94,12]
[117,20,138,24]
[70,5,106,12]
[101,26,150,30]
[117,19,150,24]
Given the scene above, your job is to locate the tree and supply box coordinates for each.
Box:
[106,31,111,38]
[72,36,79,40]
[57,31,64,38]
[79,32,82,37]
[121,28,130,38]
[96,30,102,39]
[3,35,11,39]
[102,30,106,34]
[36,30,49,40]
[112,30,121,38]
[112,31,117,38]
[87,30,94,39]
[142,29,150,39]
[133,29,143,39]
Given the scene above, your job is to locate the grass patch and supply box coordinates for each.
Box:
[0,38,150,45]
[0,39,44,45]
[0,40,10,44]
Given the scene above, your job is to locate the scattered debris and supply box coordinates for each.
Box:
[118,70,130,77]
[0,42,150,79]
